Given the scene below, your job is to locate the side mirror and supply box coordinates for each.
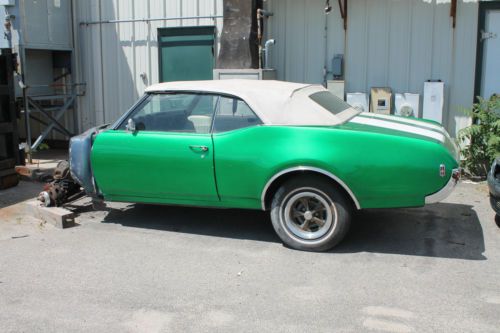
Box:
[125,118,136,132]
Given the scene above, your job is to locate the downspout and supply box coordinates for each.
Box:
[70,0,81,134]
[257,8,274,69]
[323,11,328,86]
[263,39,275,69]
[323,0,332,86]
[98,0,105,124]
[257,8,262,68]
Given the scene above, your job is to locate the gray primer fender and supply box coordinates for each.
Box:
[69,124,109,197]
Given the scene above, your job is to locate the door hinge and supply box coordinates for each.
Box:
[481,30,498,42]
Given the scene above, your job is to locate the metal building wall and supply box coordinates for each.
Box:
[266,0,478,136]
[8,0,76,143]
[74,0,223,131]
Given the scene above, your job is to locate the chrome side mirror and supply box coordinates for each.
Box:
[125,118,136,132]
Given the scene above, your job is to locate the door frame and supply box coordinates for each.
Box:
[157,26,216,83]
[474,1,500,100]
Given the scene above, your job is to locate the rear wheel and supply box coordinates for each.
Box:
[270,176,352,251]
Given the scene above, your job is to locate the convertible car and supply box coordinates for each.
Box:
[67,80,460,251]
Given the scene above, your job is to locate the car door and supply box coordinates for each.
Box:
[211,95,265,208]
[91,92,219,203]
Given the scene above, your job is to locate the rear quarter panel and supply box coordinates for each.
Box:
[212,126,458,209]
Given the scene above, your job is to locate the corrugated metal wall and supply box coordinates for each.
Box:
[266,0,478,135]
[75,0,478,136]
[74,0,223,131]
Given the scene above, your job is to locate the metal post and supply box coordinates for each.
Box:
[22,86,32,164]
[71,83,78,135]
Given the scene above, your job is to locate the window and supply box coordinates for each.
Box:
[213,96,262,133]
[309,91,351,115]
[118,93,217,134]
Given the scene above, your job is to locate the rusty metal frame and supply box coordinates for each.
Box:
[22,83,85,163]
[338,0,347,30]
[450,0,457,28]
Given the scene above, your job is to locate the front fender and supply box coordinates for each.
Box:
[69,124,109,197]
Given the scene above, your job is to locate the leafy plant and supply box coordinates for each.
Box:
[458,95,500,178]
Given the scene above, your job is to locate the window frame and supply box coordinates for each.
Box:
[113,91,264,134]
[114,91,220,134]
[212,94,264,134]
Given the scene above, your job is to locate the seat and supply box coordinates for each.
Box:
[187,115,212,134]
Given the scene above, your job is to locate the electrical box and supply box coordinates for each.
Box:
[332,54,343,79]
[370,87,392,114]
[423,81,444,124]
[346,93,369,113]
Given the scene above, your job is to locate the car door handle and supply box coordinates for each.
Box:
[189,145,209,152]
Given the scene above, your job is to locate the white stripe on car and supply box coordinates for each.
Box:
[350,116,445,142]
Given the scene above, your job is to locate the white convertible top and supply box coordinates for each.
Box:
[145,79,360,126]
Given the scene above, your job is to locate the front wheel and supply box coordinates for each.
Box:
[270,176,352,252]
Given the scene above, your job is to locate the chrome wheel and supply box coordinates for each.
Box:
[282,189,337,241]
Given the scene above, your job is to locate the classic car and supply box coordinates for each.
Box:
[67,79,460,251]
[487,157,500,223]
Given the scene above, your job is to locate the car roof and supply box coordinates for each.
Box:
[145,79,359,126]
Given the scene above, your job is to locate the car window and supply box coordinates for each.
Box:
[213,96,262,133]
[309,91,351,114]
[118,93,217,134]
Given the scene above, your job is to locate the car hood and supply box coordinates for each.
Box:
[342,112,459,160]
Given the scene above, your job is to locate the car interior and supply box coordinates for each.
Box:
[119,93,262,134]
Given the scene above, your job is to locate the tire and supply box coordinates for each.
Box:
[495,214,500,228]
[270,175,352,252]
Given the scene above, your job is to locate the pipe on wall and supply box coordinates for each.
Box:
[80,15,223,26]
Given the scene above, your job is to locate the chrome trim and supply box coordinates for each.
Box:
[260,166,361,211]
[425,168,460,204]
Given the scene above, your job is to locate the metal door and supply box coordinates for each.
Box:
[158,26,215,82]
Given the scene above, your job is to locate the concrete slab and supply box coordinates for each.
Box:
[0,182,498,332]
[0,180,43,209]
[22,200,75,229]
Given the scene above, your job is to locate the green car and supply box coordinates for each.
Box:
[69,80,460,251]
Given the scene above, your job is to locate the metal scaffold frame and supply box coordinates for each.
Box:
[22,82,86,163]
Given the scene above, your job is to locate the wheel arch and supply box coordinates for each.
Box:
[261,167,361,211]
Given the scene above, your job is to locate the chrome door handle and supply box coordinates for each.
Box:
[189,145,209,152]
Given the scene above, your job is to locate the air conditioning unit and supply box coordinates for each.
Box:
[370,87,392,114]
[346,93,368,112]
[395,93,420,117]
[423,81,444,124]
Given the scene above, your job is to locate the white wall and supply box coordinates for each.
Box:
[74,0,223,131]
[266,0,478,136]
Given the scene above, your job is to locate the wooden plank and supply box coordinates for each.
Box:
[23,200,76,229]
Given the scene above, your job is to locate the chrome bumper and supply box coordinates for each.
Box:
[425,168,461,204]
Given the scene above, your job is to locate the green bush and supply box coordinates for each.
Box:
[458,95,500,178]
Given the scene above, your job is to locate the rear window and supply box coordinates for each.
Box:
[309,91,351,115]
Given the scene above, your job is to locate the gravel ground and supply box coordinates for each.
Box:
[0,181,499,332]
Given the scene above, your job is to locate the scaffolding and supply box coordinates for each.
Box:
[21,82,85,164]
